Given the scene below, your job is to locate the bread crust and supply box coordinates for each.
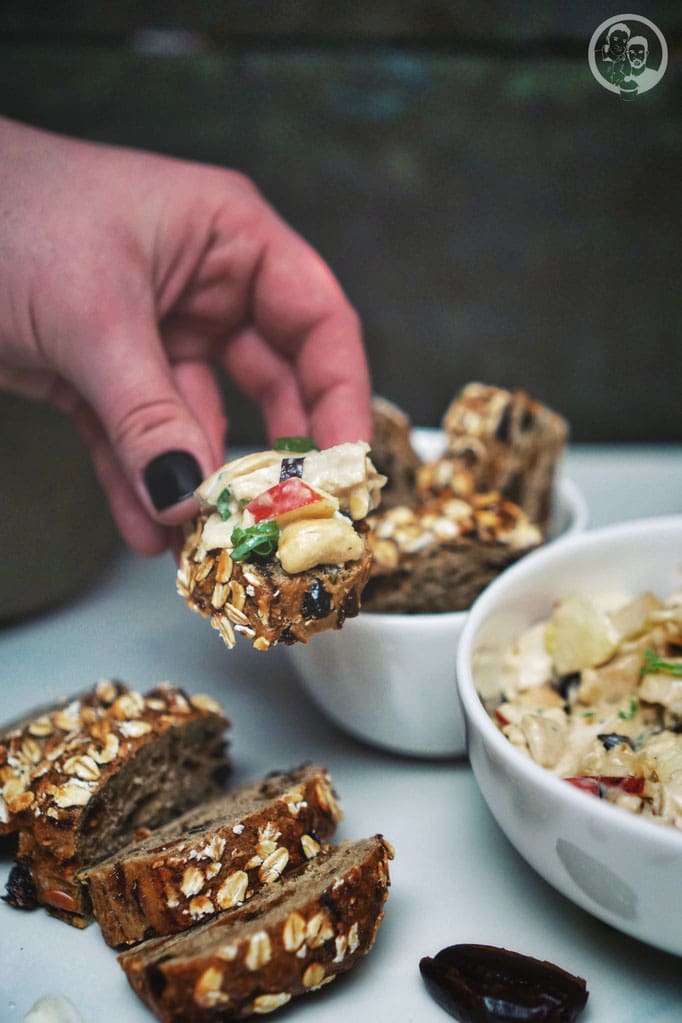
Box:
[2,681,230,925]
[118,835,393,1021]
[83,765,343,947]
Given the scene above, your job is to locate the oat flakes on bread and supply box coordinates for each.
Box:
[424,382,569,529]
[118,834,393,1022]
[2,680,229,926]
[362,383,567,613]
[83,764,343,947]
[363,490,543,613]
[178,439,385,650]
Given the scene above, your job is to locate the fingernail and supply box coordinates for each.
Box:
[143,451,203,511]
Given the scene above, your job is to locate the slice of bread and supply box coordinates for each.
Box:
[436,382,569,529]
[118,835,393,1022]
[2,681,230,926]
[177,442,386,650]
[370,396,421,509]
[362,384,567,614]
[82,764,343,947]
[363,490,542,614]
[178,525,372,650]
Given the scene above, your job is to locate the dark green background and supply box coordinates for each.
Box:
[2,2,681,443]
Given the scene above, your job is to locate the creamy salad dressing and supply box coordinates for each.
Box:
[489,590,682,828]
[193,442,385,571]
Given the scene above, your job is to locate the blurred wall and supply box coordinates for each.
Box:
[1,2,680,443]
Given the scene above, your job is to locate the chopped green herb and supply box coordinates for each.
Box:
[642,648,682,678]
[273,436,319,453]
[216,487,233,521]
[230,521,279,562]
[582,711,596,718]
[618,698,637,721]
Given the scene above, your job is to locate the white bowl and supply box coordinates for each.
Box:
[456,515,682,955]
[287,430,587,758]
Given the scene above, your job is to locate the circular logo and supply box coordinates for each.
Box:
[588,14,668,98]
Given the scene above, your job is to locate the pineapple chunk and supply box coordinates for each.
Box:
[546,595,622,675]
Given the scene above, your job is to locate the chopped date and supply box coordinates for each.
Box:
[597,732,636,752]
[301,579,332,620]
[553,672,581,702]
[4,861,38,910]
[279,456,305,481]
[419,944,588,1023]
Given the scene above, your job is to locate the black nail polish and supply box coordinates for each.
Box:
[143,451,202,511]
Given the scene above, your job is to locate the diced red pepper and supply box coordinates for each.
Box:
[565,776,645,798]
[244,478,332,525]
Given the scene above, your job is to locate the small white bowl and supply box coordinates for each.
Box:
[287,430,587,758]
[456,515,682,955]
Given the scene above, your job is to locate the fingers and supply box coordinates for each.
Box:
[294,305,373,448]
[221,326,309,441]
[63,308,221,532]
[171,358,228,466]
[0,357,182,554]
[251,234,373,446]
[213,200,372,447]
[73,404,171,556]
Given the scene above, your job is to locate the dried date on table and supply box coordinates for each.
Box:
[419,944,588,1023]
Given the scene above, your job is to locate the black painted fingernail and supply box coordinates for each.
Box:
[143,451,203,511]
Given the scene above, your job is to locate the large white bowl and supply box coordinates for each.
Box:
[456,515,682,955]
[287,430,587,758]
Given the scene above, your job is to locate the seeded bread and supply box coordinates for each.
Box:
[177,442,385,651]
[83,764,343,947]
[363,491,542,613]
[2,681,230,926]
[178,520,372,650]
[118,835,393,1021]
[361,384,567,613]
[370,396,422,509]
[430,382,569,529]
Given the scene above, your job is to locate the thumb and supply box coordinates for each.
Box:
[67,315,218,527]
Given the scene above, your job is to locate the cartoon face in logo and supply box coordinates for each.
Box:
[589,15,668,98]
[627,36,648,70]
[605,24,630,59]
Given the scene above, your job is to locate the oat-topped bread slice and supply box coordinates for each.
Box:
[423,382,568,529]
[84,764,343,947]
[363,490,542,614]
[2,680,229,926]
[118,834,393,1022]
[370,396,422,509]
[178,439,385,650]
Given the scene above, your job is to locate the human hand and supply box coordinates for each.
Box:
[0,118,371,556]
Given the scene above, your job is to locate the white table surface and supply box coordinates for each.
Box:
[1,444,681,1023]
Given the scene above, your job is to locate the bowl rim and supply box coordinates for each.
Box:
[456,513,682,851]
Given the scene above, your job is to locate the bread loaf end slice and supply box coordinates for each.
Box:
[2,681,230,926]
[83,764,343,947]
[118,834,393,1021]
